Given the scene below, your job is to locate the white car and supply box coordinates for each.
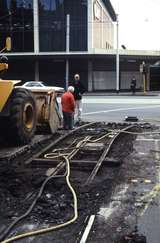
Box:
[22,81,45,88]
[21,81,64,93]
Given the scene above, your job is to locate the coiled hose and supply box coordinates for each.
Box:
[0,155,78,243]
[2,127,159,242]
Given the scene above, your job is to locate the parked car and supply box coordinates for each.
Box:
[22,81,44,87]
[21,81,64,94]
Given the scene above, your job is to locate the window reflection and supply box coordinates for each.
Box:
[0,0,34,52]
[39,0,87,52]
[67,0,87,51]
[0,0,88,53]
[39,0,65,52]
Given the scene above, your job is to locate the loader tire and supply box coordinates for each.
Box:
[8,88,37,145]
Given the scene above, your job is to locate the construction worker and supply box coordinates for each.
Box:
[72,73,85,123]
[61,86,75,130]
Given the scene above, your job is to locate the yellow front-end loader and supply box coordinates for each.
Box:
[0,39,61,145]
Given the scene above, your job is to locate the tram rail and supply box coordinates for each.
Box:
[25,122,136,183]
[0,122,142,243]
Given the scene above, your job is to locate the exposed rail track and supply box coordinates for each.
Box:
[25,122,135,184]
[0,121,145,243]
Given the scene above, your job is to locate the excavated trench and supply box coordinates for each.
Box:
[0,122,158,243]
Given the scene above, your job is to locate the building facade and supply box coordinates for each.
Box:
[0,0,117,90]
[0,0,87,51]
[0,0,160,91]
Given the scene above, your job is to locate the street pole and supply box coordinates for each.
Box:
[33,0,39,53]
[65,14,70,90]
[143,73,146,94]
[116,14,119,93]
[142,61,147,94]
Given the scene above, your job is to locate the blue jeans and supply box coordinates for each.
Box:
[63,112,74,130]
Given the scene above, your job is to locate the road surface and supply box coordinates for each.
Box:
[82,95,160,123]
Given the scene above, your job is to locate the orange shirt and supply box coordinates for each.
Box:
[61,91,75,113]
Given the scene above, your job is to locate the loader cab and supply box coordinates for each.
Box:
[0,56,8,79]
[0,56,8,71]
[0,37,11,76]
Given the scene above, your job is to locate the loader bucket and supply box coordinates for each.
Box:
[25,88,61,133]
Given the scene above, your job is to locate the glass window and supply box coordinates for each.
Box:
[65,0,88,51]
[39,0,88,52]
[39,0,65,52]
[0,0,34,52]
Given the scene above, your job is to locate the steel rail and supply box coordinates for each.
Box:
[45,135,91,177]
[85,124,135,185]
[26,123,135,183]
[25,122,98,165]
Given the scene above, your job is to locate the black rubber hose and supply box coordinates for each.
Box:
[0,174,65,242]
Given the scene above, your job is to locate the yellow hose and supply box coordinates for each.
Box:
[1,156,78,243]
[90,132,112,143]
[114,130,160,135]
[3,126,154,242]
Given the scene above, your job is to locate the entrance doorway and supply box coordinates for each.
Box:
[150,66,160,91]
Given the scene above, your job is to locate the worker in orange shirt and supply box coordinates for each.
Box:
[61,86,75,130]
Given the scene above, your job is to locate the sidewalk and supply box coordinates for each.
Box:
[84,91,160,96]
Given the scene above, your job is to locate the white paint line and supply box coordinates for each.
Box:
[83,98,160,105]
[83,105,160,116]
[80,215,95,243]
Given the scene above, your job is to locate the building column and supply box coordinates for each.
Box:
[35,61,39,81]
[88,60,93,92]
[116,14,119,92]
[33,0,39,53]
[101,5,104,48]
[88,0,93,52]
